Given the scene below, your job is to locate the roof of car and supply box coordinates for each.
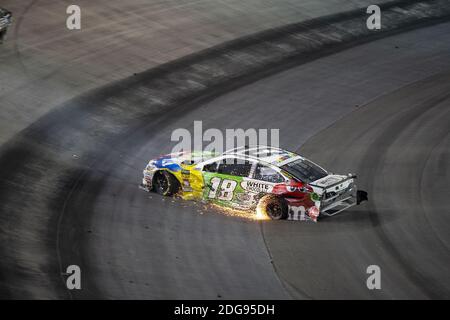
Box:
[223,145,301,167]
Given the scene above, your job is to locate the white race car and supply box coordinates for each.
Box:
[142,146,368,221]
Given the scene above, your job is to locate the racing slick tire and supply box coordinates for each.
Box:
[257,194,288,220]
[153,170,180,196]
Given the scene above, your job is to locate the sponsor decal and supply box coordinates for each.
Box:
[154,156,181,172]
[207,177,238,201]
[276,154,292,163]
[288,206,307,221]
[241,180,273,193]
[310,192,320,201]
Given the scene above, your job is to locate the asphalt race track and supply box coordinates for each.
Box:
[294,71,450,299]
[69,24,449,299]
[0,2,449,299]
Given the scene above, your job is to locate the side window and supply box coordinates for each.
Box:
[203,161,219,173]
[217,158,252,177]
[254,164,285,183]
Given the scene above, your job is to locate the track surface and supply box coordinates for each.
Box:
[291,71,450,299]
[1,10,449,298]
[63,23,450,299]
[1,0,387,146]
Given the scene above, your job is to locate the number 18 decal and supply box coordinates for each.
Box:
[208,177,237,201]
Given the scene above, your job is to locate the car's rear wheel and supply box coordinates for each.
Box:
[153,171,180,196]
[256,194,288,220]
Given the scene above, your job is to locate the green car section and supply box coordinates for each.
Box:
[202,172,247,209]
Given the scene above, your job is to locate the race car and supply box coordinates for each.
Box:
[0,8,12,44]
[141,146,367,221]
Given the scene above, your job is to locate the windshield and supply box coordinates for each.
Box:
[281,158,328,183]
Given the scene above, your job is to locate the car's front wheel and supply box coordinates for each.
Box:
[256,194,288,220]
[153,171,180,196]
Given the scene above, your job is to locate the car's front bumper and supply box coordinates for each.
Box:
[141,166,157,191]
[310,175,364,217]
[0,15,12,32]
[320,188,357,216]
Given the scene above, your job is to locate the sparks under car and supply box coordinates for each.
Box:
[141,146,367,221]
